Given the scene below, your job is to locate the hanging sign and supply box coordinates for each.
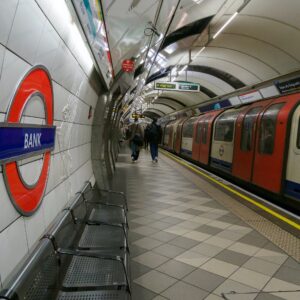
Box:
[1,67,55,216]
[131,113,144,119]
[155,81,200,92]
[122,60,135,72]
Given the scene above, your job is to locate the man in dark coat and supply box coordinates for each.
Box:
[148,119,162,163]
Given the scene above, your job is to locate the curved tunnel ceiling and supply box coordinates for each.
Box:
[102,0,300,119]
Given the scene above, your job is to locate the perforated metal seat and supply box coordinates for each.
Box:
[62,256,127,289]
[88,207,127,226]
[84,187,128,211]
[57,290,130,300]
[79,225,127,249]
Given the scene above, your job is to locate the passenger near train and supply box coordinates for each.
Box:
[162,93,300,210]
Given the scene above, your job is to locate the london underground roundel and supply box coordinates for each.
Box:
[0,66,56,216]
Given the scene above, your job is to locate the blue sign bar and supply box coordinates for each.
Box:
[0,125,56,163]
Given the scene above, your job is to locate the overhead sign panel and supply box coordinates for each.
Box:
[155,82,200,92]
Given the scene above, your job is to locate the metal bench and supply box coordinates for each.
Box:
[45,209,130,294]
[0,183,131,300]
[83,181,128,212]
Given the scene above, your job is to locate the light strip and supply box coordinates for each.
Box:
[213,12,238,39]
[178,65,188,75]
[194,46,206,59]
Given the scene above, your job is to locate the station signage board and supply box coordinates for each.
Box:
[155,82,200,92]
[239,91,262,103]
[0,67,55,216]
[199,99,231,112]
[274,77,300,94]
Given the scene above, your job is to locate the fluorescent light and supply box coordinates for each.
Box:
[193,0,204,4]
[194,46,205,59]
[213,12,238,39]
[178,65,188,75]
[164,44,177,55]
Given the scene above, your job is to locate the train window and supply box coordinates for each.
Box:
[214,111,239,142]
[182,118,196,138]
[164,126,171,144]
[259,103,284,154]
[202,121,208,144]
[241,107,261,151]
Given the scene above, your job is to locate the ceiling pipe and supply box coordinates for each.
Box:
[134,0,182,101]
[145,0,182,83]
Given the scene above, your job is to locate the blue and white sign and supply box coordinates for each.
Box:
[0,125,56,164]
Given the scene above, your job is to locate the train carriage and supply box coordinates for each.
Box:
[251,96,300,193]
[162,92,300,207]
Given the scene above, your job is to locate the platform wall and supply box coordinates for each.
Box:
[0,0,103,286]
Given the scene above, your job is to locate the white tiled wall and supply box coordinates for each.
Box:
[0,0,102,285]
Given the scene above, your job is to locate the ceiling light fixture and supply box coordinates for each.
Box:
[194,46,206,59]
[192,0,204,4]
[178,65,188,75]
[213,11,238,39]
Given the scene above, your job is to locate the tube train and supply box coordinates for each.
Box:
[161,92,300,211]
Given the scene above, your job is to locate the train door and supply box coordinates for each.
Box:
[210,108,242,172]
[192,115,205,161]
[199,111,223,165]
[232,100,272,181]
[163,124,172,149]
[174,118,186,154]
[252,96,299,193]
[181,117,198,158]
[284,103,300,200]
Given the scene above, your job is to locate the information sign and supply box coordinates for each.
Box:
[1,67,55,216]
[275,77,300,94]
[155,82,200,92]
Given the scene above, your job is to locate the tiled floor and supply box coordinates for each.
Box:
[112,149,300,300]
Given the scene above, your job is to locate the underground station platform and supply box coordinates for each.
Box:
[112,147,300,300]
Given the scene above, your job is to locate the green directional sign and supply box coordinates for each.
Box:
[155,82,177,90]
[155,81,200,92]
[178,83,200,91]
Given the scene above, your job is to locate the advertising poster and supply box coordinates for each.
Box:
[73,0,114,87]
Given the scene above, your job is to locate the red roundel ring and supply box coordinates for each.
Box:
[3,67,53,216]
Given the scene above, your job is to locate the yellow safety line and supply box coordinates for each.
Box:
[160,149,300,230]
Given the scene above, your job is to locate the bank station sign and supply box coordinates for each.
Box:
[0,67,55,216]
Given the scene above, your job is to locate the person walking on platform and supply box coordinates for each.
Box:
[129,117,143,162]
[148,118,162,163]
[144,124,150,150]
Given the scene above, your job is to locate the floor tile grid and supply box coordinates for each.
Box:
[111,151,298,298]
[159,152,300,263]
